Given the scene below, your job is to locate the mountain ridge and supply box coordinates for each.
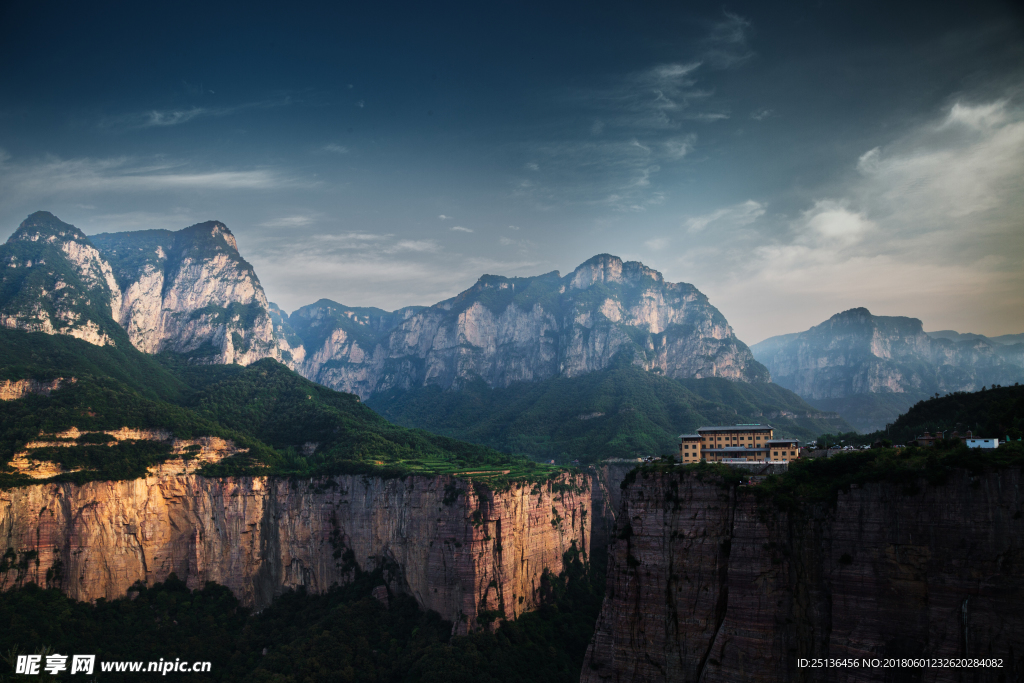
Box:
[751,307,1024,431]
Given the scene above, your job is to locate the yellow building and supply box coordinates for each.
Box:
[679,434,703,463]
[679,425,801,463]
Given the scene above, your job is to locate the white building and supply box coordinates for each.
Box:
[966,438,999,449]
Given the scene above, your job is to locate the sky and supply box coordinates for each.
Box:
[1,0,1022,344]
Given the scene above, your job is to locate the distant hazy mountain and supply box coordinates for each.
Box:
[751,308,1024,431]
[927,330,1024,346]
[277,254,769,398]
[1,211,277,365]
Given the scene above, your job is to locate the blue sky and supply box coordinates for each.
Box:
[1,0,1022,343]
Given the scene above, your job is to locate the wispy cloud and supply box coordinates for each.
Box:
[103,96,294,130]
[686,200,765,232]
[145,107,209,127]
[259,214,318,228]
[387,239,439,253]
[450,226,473,233]
[700,12,754,69]
[438,214,451,220]
[323,143,349,154]
[0,153,303,205]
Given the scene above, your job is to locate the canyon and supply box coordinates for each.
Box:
[582,466,1024,682]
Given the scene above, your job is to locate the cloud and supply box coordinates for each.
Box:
[356,100,365,108]
[145,107,209,127]
[942,99,1009,130]
[438,214,451,220]
[388,239,439,253]
[323,144,349,154]
[701,12,754,69]
[801,201,873,246]
[682,98,1024,343]
[664,135,696,158]
[450,226,473,233]
[104,96,294,130]
[644,237,669,250]
[524,162,540,171]
[259,215,318,228]
[751,108,773,121]
[686,200,766,232]
[0,154,304,200]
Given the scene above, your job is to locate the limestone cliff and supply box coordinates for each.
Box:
[0,471,589,634]
[92,221,277,365]
[288,255,767,399]
[0,212,124,346]
[581,467,1024,682]
[0,212,279,365]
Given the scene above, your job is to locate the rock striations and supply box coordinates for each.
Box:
[0,471,590,634]
[581,467,1024,682]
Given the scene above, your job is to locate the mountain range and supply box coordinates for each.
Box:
[18,210,1020,443]
[1,211,845,459]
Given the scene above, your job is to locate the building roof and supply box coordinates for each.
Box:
[766,439,799,445]
[697,425,773,433]
[678,434,702,439]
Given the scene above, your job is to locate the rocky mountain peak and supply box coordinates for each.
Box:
[569,253,663,290]
[177,220,240,254]
[8,211,91,245]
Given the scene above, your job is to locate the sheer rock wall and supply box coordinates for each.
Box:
[0,471,590,634]
[582,467,1024,683]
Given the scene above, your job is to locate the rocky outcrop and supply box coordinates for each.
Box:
[1,212,280,365]
[751,308,1024,431]
[92,221,277,365]
[6,427,246,479]
[582,467,1024,682]
[0,213,124,346]
[0,471,590,633]
[0,378,72,401]
[288,255,768,399]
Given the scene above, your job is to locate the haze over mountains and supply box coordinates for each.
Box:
[752,308,1024,431]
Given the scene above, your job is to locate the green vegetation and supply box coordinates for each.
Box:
[0,549,603,683]
[369,359,851,464]
[0,330,554,487]
[754,440,1024,510]
[813,384,1024,447]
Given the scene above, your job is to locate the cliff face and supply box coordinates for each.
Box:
[582,468,1024,682]
[0,212,125,346]
[92,221,277,365]
[0,471,589,634]
[0,212,279,365]
[288,255,767,399]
